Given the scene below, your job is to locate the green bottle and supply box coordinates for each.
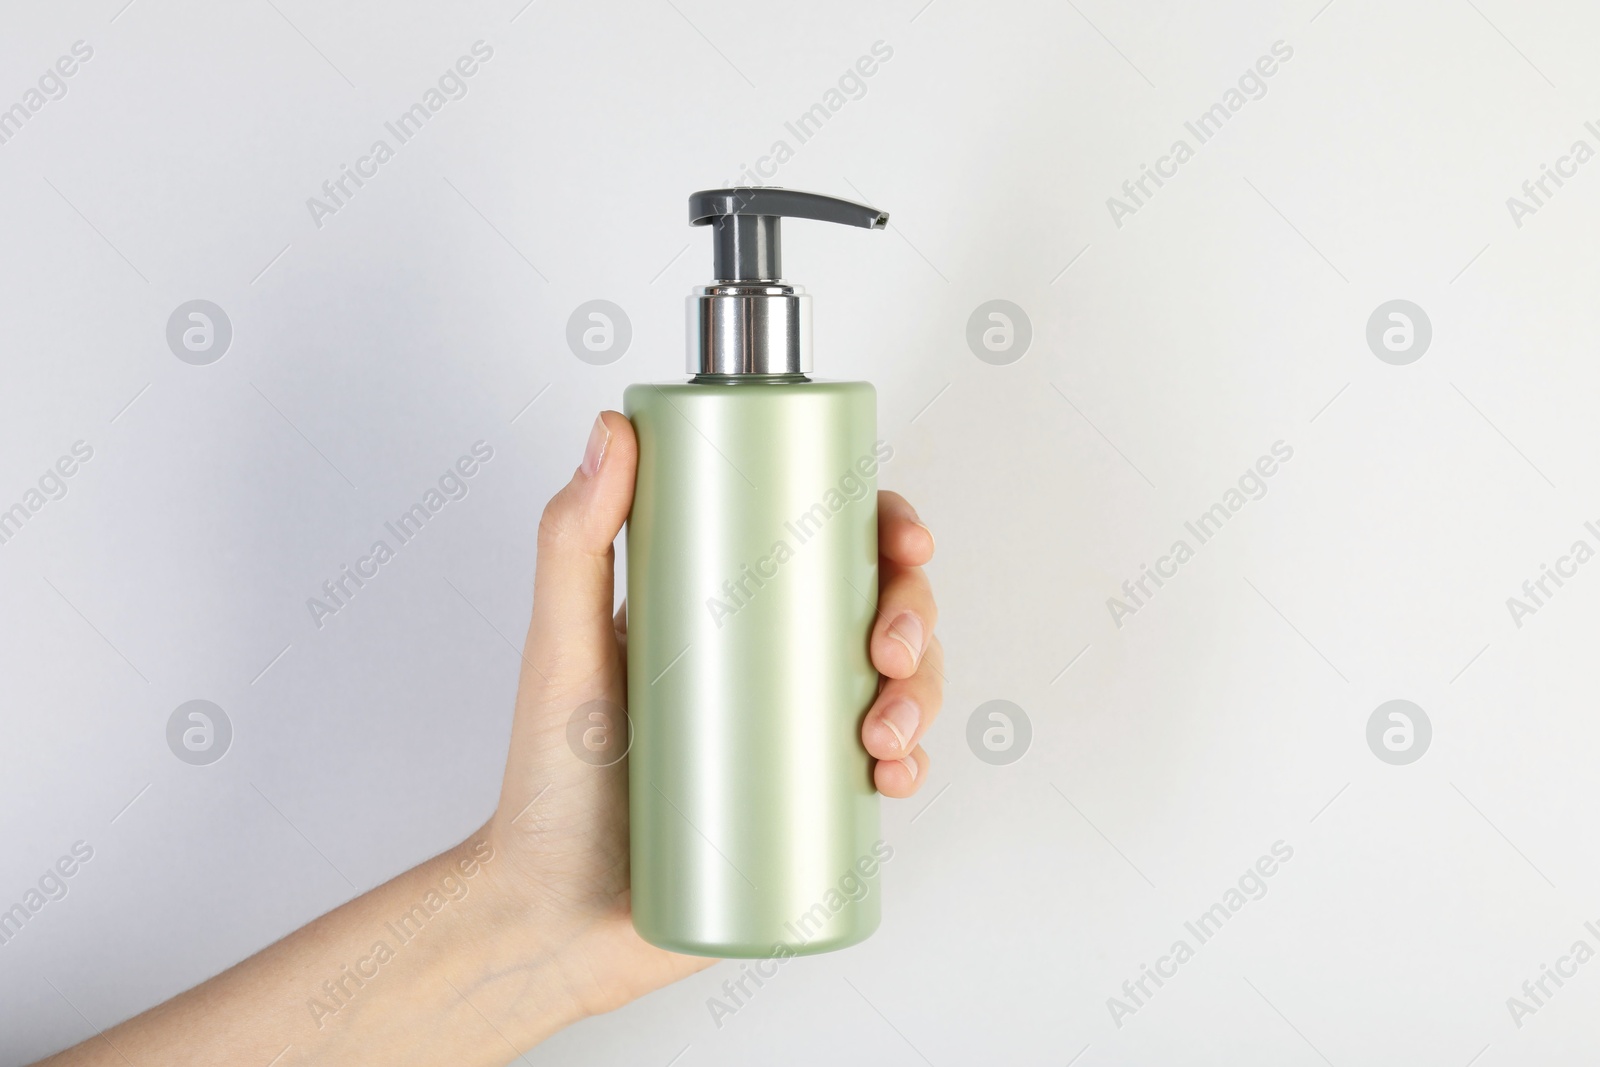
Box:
[625,188,891,958]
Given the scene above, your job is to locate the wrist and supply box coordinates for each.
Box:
[435,828,594,1042]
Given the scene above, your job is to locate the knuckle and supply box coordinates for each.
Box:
[536,493,575,551]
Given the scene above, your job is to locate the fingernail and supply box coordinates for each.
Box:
[914,522,936,553]
[900,756,919,782]
[887,612,923,669]
[580,414,609,477]
[878,699,920,755]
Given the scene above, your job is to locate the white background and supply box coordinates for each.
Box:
[3,0,1600,1063]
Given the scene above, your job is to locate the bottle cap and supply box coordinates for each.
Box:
[687,187,887,376]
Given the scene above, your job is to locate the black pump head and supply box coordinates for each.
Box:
[689,187,889,283]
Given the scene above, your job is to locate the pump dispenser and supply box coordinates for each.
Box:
[688,188,887,376]
[625,188,889,957]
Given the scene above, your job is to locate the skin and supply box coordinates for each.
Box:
[37,411,941,1066]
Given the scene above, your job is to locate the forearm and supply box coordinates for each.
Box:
[39,831,584,1067]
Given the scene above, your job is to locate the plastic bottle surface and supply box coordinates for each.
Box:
[625,376,883,957]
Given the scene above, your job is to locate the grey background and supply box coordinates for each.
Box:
[2,0,1598,1063]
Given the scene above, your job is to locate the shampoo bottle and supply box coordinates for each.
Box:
[625,188,889,957]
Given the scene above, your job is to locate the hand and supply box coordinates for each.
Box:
[479,410,943,1019]
[35,410,941,1066]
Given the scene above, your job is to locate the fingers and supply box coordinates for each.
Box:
[524,411,638,692]
[871,493,938,795]
[873,745,929,799]
[871,559,938,680]
[878,490,934,568]
[863,634,943,762]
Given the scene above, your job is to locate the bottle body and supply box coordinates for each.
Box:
[624,376,883,958]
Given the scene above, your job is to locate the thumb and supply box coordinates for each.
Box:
[524,410,637,693]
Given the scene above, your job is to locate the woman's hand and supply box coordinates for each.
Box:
[477,410,943,1021]
[37,410,941,1066]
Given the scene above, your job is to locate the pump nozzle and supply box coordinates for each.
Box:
[686,186,887,375]
[690,188,888,283]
